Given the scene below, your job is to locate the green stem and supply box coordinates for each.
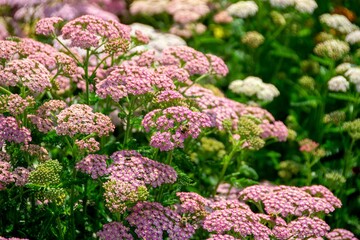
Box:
[343,138,355,177]
[213,145,239,196]
[54,37,81,64]
[0,86,12,95]
[69,166,77,239]
[305,155,313,185]
[84,50,90,105]
[56,217,65,240]
[123,97,135,147]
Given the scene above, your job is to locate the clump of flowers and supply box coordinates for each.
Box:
[229,76,280,102]
[108,150,177,187]
[320,13,358,34]
[328,76,349,92]
[241,31,265,49]
[97,222,133,240]
[314,39,350,60]
[127,201,195,240]
[343,119,360,140]
[56,104,114,137]
[103,179,148,214]
[0,94,35,116]
[74,138,100,153]
[75,154,108,179]
[0,59,52,94]
[29,160,62,186]
[142,106,212,151]
[60,15,130,49]
[239,184,341,217]
[0,115,32,148]
[226,1,258,19]
[28,100,67,133]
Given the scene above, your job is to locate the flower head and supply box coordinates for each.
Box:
[0,59,51,94]
[108,150,177,187]
[127,202,195,240]
[97,222,133,240]
[76,154,108,179]
[56,104,114,137]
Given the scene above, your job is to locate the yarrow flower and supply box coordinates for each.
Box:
[35,17,63,36]
[142,106,212,151]
[226,1,258,18]
[0,161,14,190]
[161,46,210,75]
[346,30,360,45]
[20,144,50,162]
[239,185,341,217]
[127,201,195,240]
[103,179,148,213]
[75,138,100,153]
[96,64,173,102]
[29,160,62,186]
[61,15,130,49]
[97,222,133,240]
[320,13,358,34]
[228,77,280,102]
[56,104,114,137]
[241,31,265,49]
[108,150,177,187]
[76,154,108,179]
[285,217,330,239]
[314,39,350,60]
[0,59,51,94]
[0,115,32,148]
[206,54,228,76]
[28,100,67,133]
[0,94,35,116]
[203,208,272,240]
[328,76,349,92]
[325,228,358,240]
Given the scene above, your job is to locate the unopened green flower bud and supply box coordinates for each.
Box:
[343,119,360,140]
[298,76,316,90]
[324,111,346,124]
[241,31,265,49]
[29,160,62,186]
[270,11,286,26]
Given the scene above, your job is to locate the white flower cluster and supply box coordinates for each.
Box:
[346,30,360,45]
[320,14,358,34]
[314,39,350,60]
[229,76,280,102]
[226,1,258,18]
[328,76,349,92]
[329,66,360,92]
[130,0,169,16]
[269,0,317,13]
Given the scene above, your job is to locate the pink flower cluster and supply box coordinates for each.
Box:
[203,208,273,240]
[239,185,341,217]
[56,104,115,137]
[108,150,177,187]
[97,222,133,240]
[0,161,30,190]
[75,154,108,179]
[75,138,100,153]
[155,90,185,103]
[1,94,35,116]
[61,15,130,49]
[326,228,358,240]
[0,115,31,148]
[0,59,51,94]
[28,100,67,133]
[127,201,195,240]
[183,85,288,141]
[96,64,174,102]
[35,17,63,36]
[161,46,211,75]
[142,106,212,151]
[299,138,320,152]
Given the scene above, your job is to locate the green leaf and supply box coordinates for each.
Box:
[270,42,300,62]
[230,177,258,188]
